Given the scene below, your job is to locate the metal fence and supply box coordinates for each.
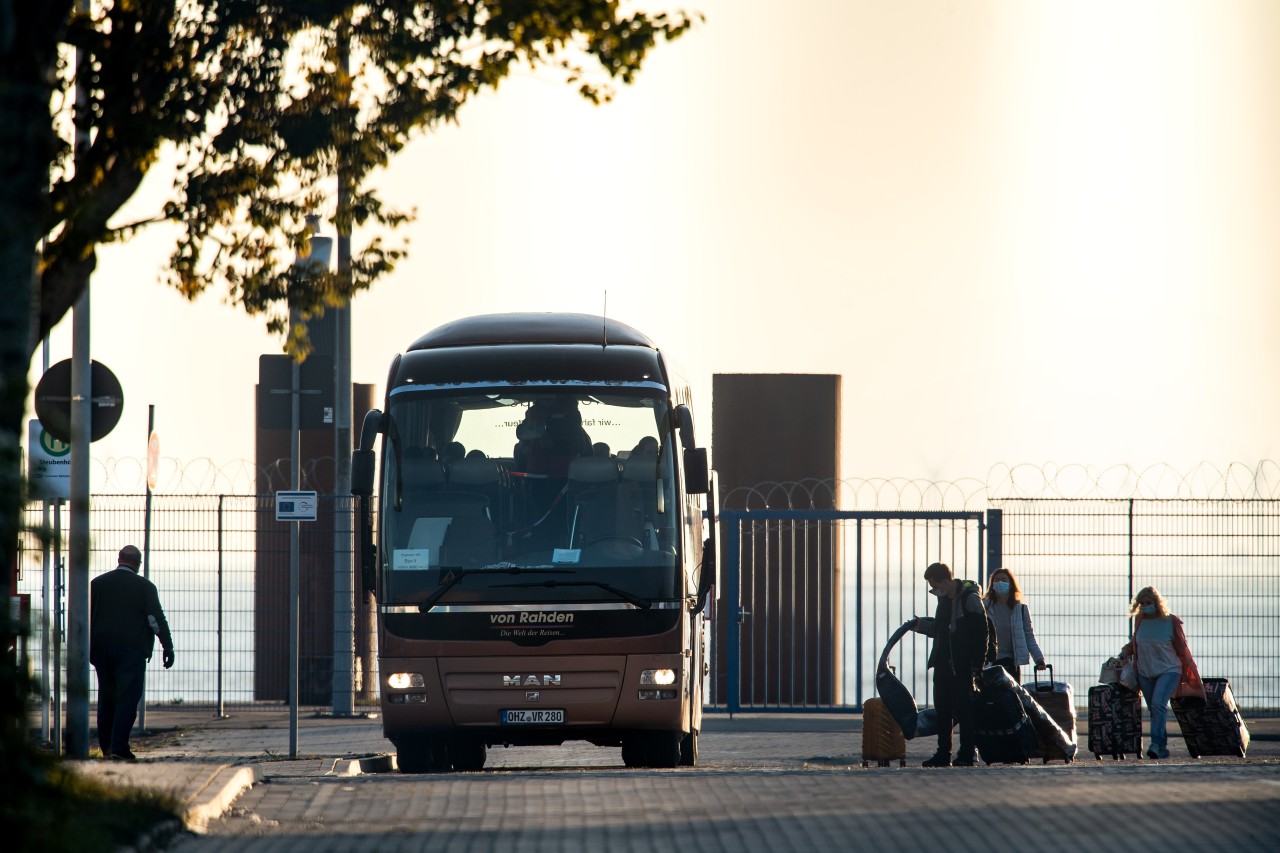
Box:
[708,510,988,713]
[708,500,1280,714]
[17,492,1280,721]
[17,495,374,728]
[993,498,1280,715]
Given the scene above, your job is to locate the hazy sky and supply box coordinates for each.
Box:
[27,0,1280,493]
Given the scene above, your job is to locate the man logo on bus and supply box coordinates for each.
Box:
[503,675,561,687]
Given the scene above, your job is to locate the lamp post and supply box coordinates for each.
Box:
[65,0,94,759]
[333,22,357,717]
[288,219,331,756]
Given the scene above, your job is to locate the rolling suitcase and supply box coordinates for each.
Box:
[1088,683,1143,760]
[974,666,1038,765]
[1171,677,1250,758]
[861,697,907,767]
[1026,666,1077,763]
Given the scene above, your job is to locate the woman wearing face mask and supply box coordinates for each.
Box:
[1119,586,1206,759]
[983,568,1046,684]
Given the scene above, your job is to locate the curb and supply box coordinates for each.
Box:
[183,765,261,833]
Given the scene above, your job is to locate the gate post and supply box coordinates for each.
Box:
[216,495,225,719]
[1127,499,1135,604]
[854,518,863,711]
[984,508,1002,586]
[723,512,741,716]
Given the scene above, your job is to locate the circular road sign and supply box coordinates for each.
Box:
[33,359,125,443]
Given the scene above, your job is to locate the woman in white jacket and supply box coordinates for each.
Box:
[984,567,1046,683]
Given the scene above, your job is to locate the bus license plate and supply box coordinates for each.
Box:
[502,709,565,725]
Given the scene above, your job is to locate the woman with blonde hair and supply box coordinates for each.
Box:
[1120,586,1206,759]
[983,567,1046,684]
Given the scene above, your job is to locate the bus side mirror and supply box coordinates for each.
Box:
[692,473,719,615]
[352,407,382,498]
[353,407,382,596]
[683,447,709,494]
[675,404,696,449]
[693,540,715,616]
[351,449,375,498]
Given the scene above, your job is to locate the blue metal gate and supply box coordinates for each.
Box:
[710,510,989,714]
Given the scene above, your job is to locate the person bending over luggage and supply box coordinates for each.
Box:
[912,562,991,767]
[984,567,1046,684]
[1119,586,1205,759]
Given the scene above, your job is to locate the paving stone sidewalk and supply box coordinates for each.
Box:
[61,707,1280,851]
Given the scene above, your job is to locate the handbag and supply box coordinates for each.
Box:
[1172,681,1205,702]
[1118,657,1138,691]
[1099,657,1123,685]
[1172,666,1207,703]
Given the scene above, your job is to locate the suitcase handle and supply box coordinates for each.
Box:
[1032,663,1054,691]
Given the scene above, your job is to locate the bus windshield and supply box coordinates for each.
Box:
[379,384,681,608]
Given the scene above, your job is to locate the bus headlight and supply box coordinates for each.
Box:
[640,668,676,686]
[388,672,425,689]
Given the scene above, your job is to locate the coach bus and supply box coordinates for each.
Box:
[351,313,718,771]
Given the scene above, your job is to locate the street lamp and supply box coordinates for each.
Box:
[286,215,333,757]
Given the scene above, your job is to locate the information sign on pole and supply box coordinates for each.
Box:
[27,420,71,501]
[275,490,318,522]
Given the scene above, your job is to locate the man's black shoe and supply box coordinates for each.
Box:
[952,752,977,767]
[110,749,138,762]
[922,751,951,768]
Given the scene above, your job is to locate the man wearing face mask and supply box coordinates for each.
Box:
[912,562,992,767]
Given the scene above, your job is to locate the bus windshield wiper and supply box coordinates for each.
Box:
[419,566,573,613]
[492,579,652,610]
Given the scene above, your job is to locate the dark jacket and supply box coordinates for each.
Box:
[90,566,174,663]
[919,579,990,677]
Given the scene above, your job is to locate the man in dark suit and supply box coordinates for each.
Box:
[90,544,175,760]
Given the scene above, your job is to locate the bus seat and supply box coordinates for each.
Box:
[619,453,661,544]
[448,456,506,528]
[568,456,620,484]
[621,452,659,483]
[566,456,621,547]
[448,456,502,486]
[440,515,499,568]
[402,447,446,493]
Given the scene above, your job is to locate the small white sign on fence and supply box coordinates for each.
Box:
[275,490,318,522]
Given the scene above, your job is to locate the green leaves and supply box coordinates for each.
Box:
[35,0,700,354]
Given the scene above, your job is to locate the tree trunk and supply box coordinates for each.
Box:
[0,0,73,772]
